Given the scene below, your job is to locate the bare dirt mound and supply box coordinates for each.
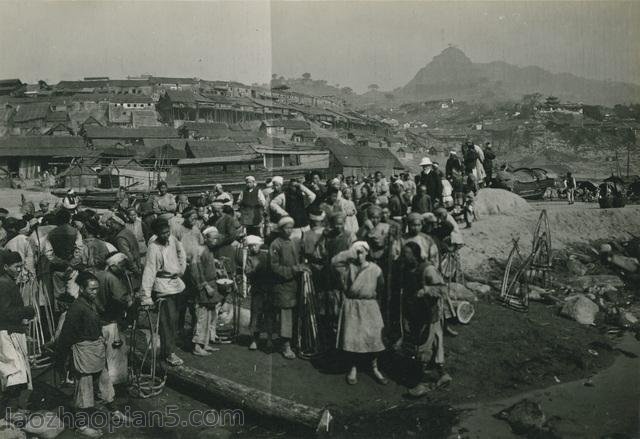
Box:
[461,202,640,274]
[475,188,532,217]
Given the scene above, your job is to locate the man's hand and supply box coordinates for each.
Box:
[139,296,154,308]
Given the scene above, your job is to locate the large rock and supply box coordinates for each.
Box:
[566,257,588,276]
[561,294,599,325]
[495,399,546,435]
[466,281,492,295]
[23,412,64,439]
[569,275,624,291]
[610,255,639,273]
[447,283,478,301]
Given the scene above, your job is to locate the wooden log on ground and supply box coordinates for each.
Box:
[166,362,332,433]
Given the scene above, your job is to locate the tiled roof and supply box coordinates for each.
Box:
[84,126,179,139]
[0,136,86,157]
[186,140,255,159]
[323,143,404,169]
[262,119,310,130]
[12,103,50,122]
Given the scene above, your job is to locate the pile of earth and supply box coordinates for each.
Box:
[460,193,640,277]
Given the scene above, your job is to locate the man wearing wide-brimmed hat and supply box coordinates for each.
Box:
[415,157,443,207]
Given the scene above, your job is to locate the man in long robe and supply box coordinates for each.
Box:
[173,207,205,339]
[396,246,452,398]
[314,212,355,349]
[189,227,226,355]
[269,216,305,359]
[56,271,127,437]
[332,241,387,386]
[94,253,131,385]
[0,252,35,413]
[243,235,272,351]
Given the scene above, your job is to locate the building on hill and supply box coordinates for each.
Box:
[158,90,267,126]
[259,119,310,136]
[132,110,161,127]
[150,77,199,91]
[254,144,329,172]
[185,139,253,159]
[84,126,179,146]
[0,79,24,96]
[179,122,232,139]
[55,79,153,96]
[0,136,86,179]
[10,102,51,134]
[290,130,317,143]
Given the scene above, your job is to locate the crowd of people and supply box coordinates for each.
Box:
[0,141,497,437]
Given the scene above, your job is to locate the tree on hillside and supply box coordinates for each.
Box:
[384,93,395,101]
[302,72,311,80]
[341,87,353,95]
[38,80,51,90]
[271,74,278,80]
[368,84,380,92]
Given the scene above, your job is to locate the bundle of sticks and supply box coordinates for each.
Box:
[295,270,322,360]
[21,277,56,369]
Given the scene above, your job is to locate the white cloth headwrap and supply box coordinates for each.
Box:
[350,241,370,254]
[202,226,219,237]
[106,252,127,267]
[244,235,263,246]
[272,176,284,185]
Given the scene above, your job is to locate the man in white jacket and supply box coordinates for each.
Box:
[140,218,187,366]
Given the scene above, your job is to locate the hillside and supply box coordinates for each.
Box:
[401,47,640,106]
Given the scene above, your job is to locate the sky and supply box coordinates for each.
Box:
[1,1,638,93]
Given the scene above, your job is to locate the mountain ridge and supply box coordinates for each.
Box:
[400,47,640,105]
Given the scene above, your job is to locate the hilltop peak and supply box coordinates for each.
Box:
[431,46,473,67]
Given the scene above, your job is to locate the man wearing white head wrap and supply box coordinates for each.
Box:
[213,184,233,207]
[269,215,305,359]
[243,234,271,351]
[188,224,226,355]
[332,239,387,386]
[94,252,131,385]
[237,176,267,236]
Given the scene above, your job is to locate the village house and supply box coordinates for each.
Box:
[9,102,51,134]
[253,144,329,173]
[57,162,99,190]
[259,119,310,137]
[55,79,153,96]
[291,130,317,143]
[98,158,159,190]
[0,136,86,179]
[0,79,24,96]
[315,137,405,177]
[84,126,179,147]
[150,76,200,92]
